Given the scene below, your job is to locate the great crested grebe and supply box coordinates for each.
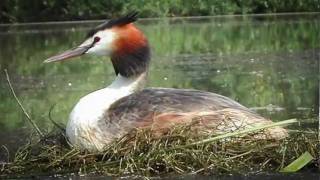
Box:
[45,12,287,152]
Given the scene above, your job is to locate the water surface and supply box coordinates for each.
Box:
[0,14,319,161]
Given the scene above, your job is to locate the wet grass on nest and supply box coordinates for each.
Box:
[1,122,318,177]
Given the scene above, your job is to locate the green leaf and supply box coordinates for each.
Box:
[280,151,314,172]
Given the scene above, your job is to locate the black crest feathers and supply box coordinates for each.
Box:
[87,12,139,38]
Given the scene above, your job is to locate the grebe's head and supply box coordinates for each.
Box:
[45,12,150,77]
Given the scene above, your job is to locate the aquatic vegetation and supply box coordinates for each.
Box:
[1,0,319,23]
[280,151,315,172]
[1,121,318,178]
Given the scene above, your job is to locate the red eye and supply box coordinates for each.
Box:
[94,36,100,43]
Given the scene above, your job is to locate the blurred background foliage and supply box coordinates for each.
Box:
[0,15,318,131]
[0,0,319,23]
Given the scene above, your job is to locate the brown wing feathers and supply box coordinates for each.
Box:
[104,88,287,139]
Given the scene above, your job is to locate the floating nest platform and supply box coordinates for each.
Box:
[1,122,318,178]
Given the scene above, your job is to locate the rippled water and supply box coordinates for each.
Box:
[0,13,319,175]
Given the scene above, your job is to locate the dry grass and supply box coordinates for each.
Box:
[1,123,318,178]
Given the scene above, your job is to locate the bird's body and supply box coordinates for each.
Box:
[45,13,288,152]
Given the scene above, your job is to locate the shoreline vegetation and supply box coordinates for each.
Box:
[1,70,318,177]
[1,0,320,23]
[0,12,318,27]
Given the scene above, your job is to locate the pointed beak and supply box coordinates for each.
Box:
[43,45,92,63]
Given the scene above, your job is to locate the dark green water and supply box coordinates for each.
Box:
[0,14,319,163]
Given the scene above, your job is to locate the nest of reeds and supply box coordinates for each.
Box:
[1,122,318,178]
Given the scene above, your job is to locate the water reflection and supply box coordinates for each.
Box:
[0,14,318,154]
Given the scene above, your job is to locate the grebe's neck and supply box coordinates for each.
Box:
[107,72,147,93]
[111,39,150,78]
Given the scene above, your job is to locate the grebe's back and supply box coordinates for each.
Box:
[106,87,287,139]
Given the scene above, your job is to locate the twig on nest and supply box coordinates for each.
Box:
[4,69,44,138]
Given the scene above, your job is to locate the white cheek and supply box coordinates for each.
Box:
[86,30,117,56]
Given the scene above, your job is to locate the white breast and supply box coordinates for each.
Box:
[66,74,146,151]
